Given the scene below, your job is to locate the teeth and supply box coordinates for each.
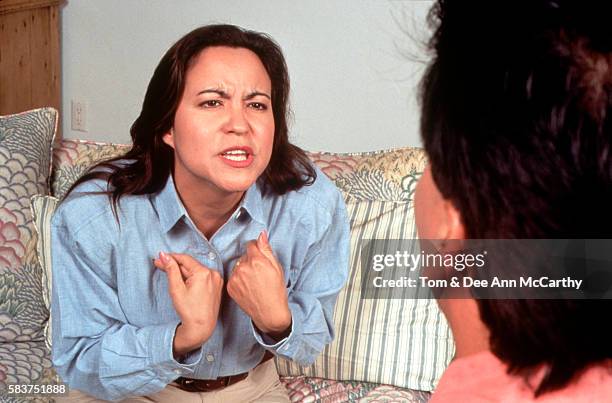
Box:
[221,149,249,162]
[223,150,247,155]
[223,154,247,162]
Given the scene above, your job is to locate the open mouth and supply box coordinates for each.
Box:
[221,149,249,161]
[219,146,254,167]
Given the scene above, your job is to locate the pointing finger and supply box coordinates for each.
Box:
[159,251,185,294]
[170,253,211,272]
[155,258,192,281]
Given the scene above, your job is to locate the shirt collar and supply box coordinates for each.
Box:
[152,175,187,233]
[152,175,267,233]
[241,179,266,226]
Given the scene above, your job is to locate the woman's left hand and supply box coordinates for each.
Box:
[227,230,292,338]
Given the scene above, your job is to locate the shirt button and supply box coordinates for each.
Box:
[206,354,215,362]
[174,369,181,375]
[207,251,216,261]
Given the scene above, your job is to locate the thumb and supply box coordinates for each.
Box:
[256,230,276,264]
[159,251,186,293]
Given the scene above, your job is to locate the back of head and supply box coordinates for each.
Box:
[421,0,612,239]
[420,0,612,396]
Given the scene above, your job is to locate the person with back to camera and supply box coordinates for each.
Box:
[413,0,612,401]
[50,24,350,402]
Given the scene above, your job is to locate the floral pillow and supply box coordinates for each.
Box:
[308,148,426,202]
[0,108,56,344]
[51,139,130,199]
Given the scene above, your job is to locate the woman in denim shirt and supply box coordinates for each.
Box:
[51,25,349,402]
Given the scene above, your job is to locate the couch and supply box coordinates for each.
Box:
[0,108,454,402]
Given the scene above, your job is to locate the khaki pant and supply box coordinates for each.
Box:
[58,360,290,403]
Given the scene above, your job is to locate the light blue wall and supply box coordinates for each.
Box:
[62,0,433,152]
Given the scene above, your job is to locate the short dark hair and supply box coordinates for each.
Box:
[69,24,315,206]
[420,0,611,396]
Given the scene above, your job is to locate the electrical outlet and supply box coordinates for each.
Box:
[71,100,88,132]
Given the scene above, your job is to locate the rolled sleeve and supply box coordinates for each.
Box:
[250,309,301,357]
[145,322,202,377]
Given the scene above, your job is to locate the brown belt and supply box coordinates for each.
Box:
[174,351,274,393]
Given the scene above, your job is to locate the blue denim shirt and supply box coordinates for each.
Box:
[50,166,349,401]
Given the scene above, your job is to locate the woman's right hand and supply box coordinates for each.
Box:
[154,252,223,357]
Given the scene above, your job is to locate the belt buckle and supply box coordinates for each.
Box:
[177,377,204,392]
[180,378,193,387]
[224,375,232,387]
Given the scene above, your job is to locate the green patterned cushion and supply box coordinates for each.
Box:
[308,147,427,202]
[51,139,130,199]
[30,195,59,350]
[0,340,56,400]
[0,108,57,388]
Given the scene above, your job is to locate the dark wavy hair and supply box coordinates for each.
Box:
[420,0,611,397]
[68,24,315,207]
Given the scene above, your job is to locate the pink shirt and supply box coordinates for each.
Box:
[430,351,612,403]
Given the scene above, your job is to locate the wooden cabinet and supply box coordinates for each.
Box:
[0,0,63,124]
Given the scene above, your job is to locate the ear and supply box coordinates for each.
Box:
[442,199,466,240]
[162,129,175,149]
[415,165,466,242]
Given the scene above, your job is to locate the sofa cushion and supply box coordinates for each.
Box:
[50,142,427,202]
[0,340,56,395]
[30,195,59,349]
[308,148,426,202]
[0,108,56,351]
[281,375,430,402]
[51,139,130,199]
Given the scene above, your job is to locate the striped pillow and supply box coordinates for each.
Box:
[276,198,455,391]
[30,195,59,349]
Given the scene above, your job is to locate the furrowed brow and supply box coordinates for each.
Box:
[244,91,271,101]
[197,88,230,98]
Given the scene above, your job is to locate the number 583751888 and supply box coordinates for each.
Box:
[7,383,68,397]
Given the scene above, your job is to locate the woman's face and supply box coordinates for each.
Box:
[164,46,275,197]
